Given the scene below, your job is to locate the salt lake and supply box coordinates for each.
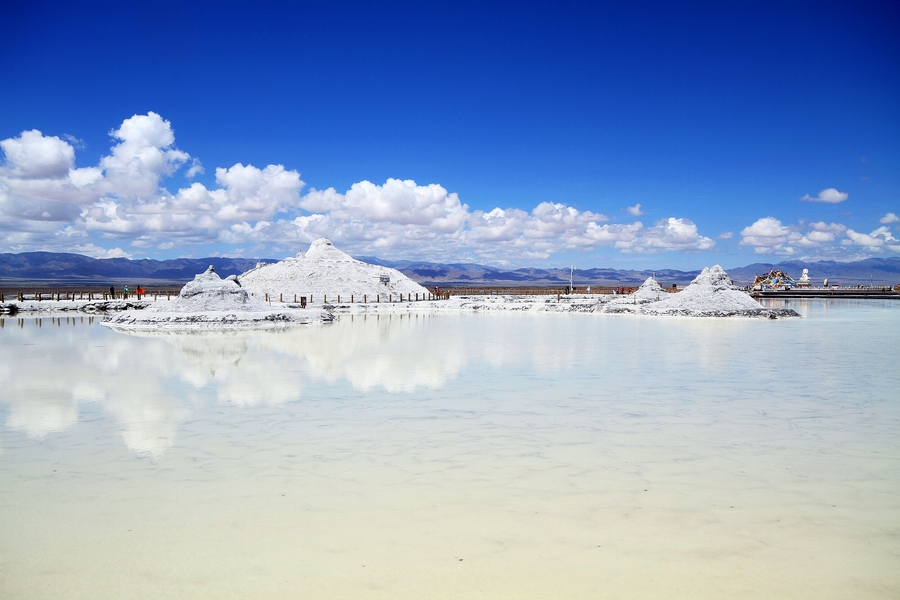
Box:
[0,299,898,598]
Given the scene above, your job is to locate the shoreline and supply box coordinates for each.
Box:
[1,292,804,321]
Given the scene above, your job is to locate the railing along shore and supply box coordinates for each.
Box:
[0,290,180,302]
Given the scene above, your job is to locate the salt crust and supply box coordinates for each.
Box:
[339,267,799,319]
[239,238,430,302]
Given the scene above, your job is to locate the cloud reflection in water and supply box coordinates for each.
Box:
[0,314,477,456]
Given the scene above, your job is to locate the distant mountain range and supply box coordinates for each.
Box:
[1,251,898,287]
[361,256,900,286]
[0,252,273,284]
[358,257,704,286]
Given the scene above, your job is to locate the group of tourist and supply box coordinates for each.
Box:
[108,285,146,300]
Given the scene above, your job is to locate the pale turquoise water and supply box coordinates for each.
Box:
[0,300,898,598]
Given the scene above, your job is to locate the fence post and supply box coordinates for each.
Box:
[280,293,283,303]
[351,295,354,303]
[364,294,366,303]
[338,295,340,303]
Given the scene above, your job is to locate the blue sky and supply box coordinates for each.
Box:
[1,1,898,269]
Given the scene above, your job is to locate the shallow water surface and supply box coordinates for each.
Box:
[0,301,898,599]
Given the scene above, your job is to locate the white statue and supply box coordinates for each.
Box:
[798,268,810,287]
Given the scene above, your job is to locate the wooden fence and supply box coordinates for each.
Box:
[0,290,180,302]
[0,290,451,304]
[255,292,448,304]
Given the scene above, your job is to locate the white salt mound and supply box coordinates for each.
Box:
[639,265,797,317]
[102,266,333,329]
[239,238,430,302]
[614,277,669,304]
[153,266,270,313]
[600,276,670,313]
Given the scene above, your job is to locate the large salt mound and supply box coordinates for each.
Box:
[239,238,430,302]
[639,265,799,318]
[103,266,333,329]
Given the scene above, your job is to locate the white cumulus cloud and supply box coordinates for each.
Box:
[740,216,792,249]
[625,218,715,253]
[1,112,728,264]
[880,212,899,225]
[0,130,75,178]
[800,188,848,203]
[842,226,900,252]
[738,215,898,258]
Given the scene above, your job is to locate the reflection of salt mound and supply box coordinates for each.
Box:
[640,265,799,318]
[239,238,429,301]
[157,266,270,312]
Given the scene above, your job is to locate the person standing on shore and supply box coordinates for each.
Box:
[109,285,115,299]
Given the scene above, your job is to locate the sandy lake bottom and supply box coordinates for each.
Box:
[0,299,898,599]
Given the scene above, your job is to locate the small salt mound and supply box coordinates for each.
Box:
[600,276,670,313]
[613,277,669,304]
[102,266,334,330]
[239,238,430,302]
[633,276,669,301]
[638,265,798,317]
[153,266,270,313]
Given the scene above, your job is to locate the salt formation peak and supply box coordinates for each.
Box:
[690,265,736,291]
[305,238,354,262]
[239,238,429,301]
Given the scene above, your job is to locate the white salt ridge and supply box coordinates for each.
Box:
[239,238,430,302]
[102,266,333,330]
